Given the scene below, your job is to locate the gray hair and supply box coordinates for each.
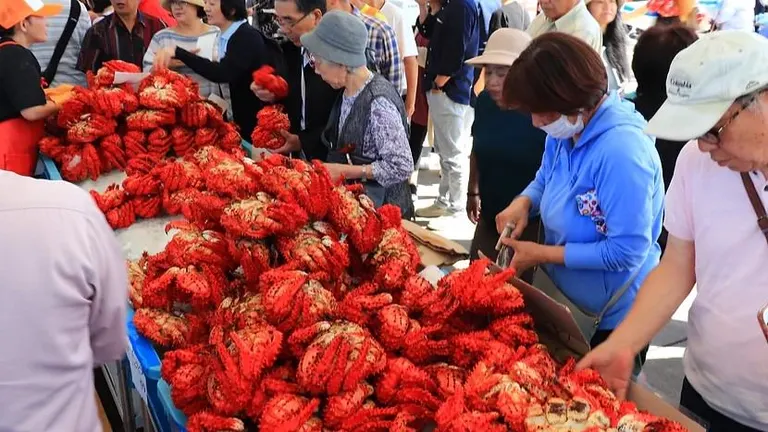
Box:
[737,86,768,114]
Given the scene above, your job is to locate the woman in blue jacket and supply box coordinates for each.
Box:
[497,32,664,372]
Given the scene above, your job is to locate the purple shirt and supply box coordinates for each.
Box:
[0,171,128,432]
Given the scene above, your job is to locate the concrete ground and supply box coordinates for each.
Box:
[412,153,694,406]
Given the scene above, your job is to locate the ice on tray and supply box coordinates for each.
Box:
[78,171,182,260]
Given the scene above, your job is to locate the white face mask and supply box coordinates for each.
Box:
[539,114,584,139]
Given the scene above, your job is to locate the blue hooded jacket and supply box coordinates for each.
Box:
[521,92,664,330]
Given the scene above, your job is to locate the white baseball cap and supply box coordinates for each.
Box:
[466,29,531,67]
[645,31,768,142]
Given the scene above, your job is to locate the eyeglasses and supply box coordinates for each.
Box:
[275,11,311,29]
[699,90,763,145]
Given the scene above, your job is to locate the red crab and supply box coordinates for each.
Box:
[57,87,94,127]
[138,69,191,110]
[336,282,393,327]
[250,105,290,150]
[375,357,442,411]
[126,109,177,130]
[323,382,374,428]
[259,394,323,432]
[132,308,209,348]
[367,205,421,290]
[227,237,272,285]
[257,155,334,220]
[171,126,195,156]
[217,122,242,152]
[100,134,128,171]
[372,304,422,351]
[66,113,116,143]
[87,60,140,89]
[181,100,221,128]
[438,258,522,316]
[276,222,349,278]
[59,143,101,181]
[327,184,384,255]
[142,265,229,310]
[124,130,148,158]
[162,344,213,415]
[90,184,136,229]
[212,292,267,330]
[152,158,203,193]
[252,65,289,99]
[162,220,235,269]
[289,320,387,396]
[147,128,173,157]
[220,192,308,240]
[38,136,65,161]
[186,412,245,432]
[91,85,139,117]
[257,269,338,332]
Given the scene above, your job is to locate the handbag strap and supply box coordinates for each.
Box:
[597,265,642,322]
[43,0,81,85]
[741,172,768,245]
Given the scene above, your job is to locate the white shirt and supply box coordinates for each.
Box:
[380,1,419,58]
[527,1,602,52]
[714,0,755,31]
[664,141,768,430]
[0,171,128,432]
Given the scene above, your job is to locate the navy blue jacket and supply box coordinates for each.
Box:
[417,0,479,106]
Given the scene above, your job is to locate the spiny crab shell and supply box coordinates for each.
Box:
[220,192,308,240]
[212,292,266,329]
[258,269,337,333]
[291,320,387,396]
[368,223,421,291]
[132,308,208,348]
[257,155,333,220]
[260,394,323,432]
[327,185,383,255]
[276,222,350,279]
[439,258,523,316]
[163,221,235,270]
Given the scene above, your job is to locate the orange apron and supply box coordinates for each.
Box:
[0,41,45,176]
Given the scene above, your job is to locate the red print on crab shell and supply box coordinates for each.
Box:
[258,269,337,332]
[221,192,308,240]
[292,320,387,396]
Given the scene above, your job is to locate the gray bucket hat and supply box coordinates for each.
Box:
[300,10,368,68]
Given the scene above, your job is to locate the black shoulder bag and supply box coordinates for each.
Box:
[43,0,81,86]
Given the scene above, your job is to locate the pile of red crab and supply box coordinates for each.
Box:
[250,66,291,150]
[126,149,687,432]
[38,60,241,182]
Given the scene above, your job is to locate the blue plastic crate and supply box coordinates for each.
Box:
[40,154,61,180]
[126,307,171,432]
[158,379,188,432]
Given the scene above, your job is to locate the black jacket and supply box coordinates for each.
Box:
[176,23,283,140]
[281,42,341,161]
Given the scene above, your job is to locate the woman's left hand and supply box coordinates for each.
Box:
[323,163,349,183]
[500,238,545,273]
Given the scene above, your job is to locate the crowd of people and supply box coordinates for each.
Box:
[0,0,766,430]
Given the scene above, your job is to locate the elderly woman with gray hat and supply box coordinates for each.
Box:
[143,0,223,98]
[302,10,415,218]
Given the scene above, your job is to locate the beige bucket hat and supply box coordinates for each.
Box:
[466,28,531,67]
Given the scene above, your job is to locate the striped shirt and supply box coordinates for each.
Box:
[143,26,225,99]
[29,0,92,87]
[352,7,405,95]
[77,12,166,72]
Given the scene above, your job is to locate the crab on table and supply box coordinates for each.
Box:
[161,344,213,415]
[66,113,117,143]
[277,221,350,279]
[162,220,235,270]
[141,264,229,310]
[257,269,337,333]
[327,184,384,255]
[289,320,387,396]
[259,394,323,432]
[257,155,333,220]
[91,85,138,117]
[138,69,192,110]
[221,192,308,240]
[212,292,267,329]
[132,308,209,348]
[227,237,272,285]
[367,207,421,291]
[186,412,245,432]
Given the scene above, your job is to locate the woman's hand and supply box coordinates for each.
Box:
[323,163,349,183]
[272,130,302,154]
[495,196,532,238]
[500,238,545,273]
[250,82,276,103]
[467,195,481,224]
[153,46,177,70]
[576,338,636,400]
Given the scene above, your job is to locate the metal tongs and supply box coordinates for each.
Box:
[494,223,515,269]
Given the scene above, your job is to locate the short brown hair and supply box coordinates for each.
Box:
[503,33,608,115]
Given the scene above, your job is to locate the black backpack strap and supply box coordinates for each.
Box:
[43,0,81,85]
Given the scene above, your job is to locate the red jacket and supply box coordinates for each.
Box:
[139,0,177,26]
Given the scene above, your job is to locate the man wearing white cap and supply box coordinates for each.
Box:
[578,30,768,431]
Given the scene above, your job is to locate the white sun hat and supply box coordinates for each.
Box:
[645,30,768,142]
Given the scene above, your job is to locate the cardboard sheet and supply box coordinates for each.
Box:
[401,220,469,267]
